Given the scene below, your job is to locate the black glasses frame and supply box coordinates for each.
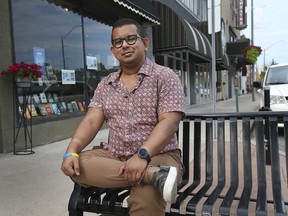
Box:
[112,34,144,48]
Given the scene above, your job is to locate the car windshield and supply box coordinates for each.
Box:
[265,65,288,85]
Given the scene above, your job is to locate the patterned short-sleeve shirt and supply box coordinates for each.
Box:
[89,58,185,158]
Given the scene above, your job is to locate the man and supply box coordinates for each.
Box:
[61,18,185,215]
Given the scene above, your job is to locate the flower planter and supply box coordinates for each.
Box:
[0,63,43,84]
[242,45,262,64]
[15,78,31,88]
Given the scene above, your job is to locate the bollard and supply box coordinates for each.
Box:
[235,88,239,112]
[234,76,239,112]
[264,87,270,108]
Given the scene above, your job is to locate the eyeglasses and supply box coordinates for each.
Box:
[112,34,144,48]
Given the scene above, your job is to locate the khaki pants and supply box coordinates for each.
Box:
[72,146,184,216]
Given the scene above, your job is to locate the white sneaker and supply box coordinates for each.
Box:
[151,165,178,203]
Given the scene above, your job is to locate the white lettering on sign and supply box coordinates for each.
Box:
[236,0,247,30]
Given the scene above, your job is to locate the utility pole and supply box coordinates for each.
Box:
[251,0,255,101]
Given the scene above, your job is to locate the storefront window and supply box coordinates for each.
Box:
[11,0,114,122]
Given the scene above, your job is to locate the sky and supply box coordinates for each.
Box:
[242,0,288,70]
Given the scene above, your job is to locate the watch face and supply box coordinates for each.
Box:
[138,148,148,157]
[137,148,151,163]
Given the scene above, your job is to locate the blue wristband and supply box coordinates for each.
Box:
[63,152,79,159]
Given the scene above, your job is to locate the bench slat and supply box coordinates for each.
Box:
[219,117,239,214]
[255,117,268,213]
[269,116,287,214]
[202,118,226,213]
[237,117,253,214]
[169,120,192,213]
[186,118,214,215]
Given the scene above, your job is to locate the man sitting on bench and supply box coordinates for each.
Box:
[61,18,185,216]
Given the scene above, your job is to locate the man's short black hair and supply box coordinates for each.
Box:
[111,18,145,43]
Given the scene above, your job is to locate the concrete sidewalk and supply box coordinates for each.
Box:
[0,93,261,216]
[186,93,260,113]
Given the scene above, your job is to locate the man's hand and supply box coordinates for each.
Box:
[61,156,80,176]
[118,154,147,186]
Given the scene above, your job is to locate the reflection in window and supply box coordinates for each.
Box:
[11,0,115,121]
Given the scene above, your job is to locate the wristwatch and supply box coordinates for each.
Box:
[137,148,151,163]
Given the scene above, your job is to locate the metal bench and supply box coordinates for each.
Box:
[68,111,288,215]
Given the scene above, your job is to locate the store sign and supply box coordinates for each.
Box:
[86,56,98,70]
[236,0,247,30]
[226,39,250,56]
[33,47,45,73]
[61,69,76,84]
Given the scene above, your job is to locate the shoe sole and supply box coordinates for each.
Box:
[163,166,178,203]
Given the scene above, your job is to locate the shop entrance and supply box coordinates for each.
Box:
[195,64,211,104]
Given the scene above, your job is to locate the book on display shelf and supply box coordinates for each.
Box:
[71,101,79,112]
[39,93,48,103]
[38,104,48,115]
[46,65,53,77]
[77,101,85,112]
[53,93,59,102]
[27,95,34,104]
[51,103,60,115]
[28,104,38,117]
[57,102,66,113]
[35,105,42,115]
[45,103,53,115]
[61,102,67,111]
[33,94,41,104]
[46,93,54,103]
[67,102,73,113]
[25,108,31,119]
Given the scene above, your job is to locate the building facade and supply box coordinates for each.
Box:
[0,0,245,153]
[0,0,159,153]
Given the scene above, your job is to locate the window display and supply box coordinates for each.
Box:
[16,80,95,122]
[11,0,117,122]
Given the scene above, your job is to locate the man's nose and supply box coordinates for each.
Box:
[122,39,129,47]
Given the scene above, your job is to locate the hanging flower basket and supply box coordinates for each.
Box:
[0,63,42,86]
[242,45,262,64]
[15,77,32,88]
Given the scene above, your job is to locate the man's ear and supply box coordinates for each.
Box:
[143,37,149,50]
[110,46,115,55]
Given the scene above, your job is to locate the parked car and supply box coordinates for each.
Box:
[253,64,288,127]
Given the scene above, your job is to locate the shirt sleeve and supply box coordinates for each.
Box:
[88,79,106,111]
[157,66,186,117]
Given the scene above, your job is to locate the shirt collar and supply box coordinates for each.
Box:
[107,58,154,85]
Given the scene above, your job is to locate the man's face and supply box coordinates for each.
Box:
[111,24,148,66]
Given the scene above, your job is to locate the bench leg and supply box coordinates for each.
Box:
[69,210,83,216]
[68,183,84,216]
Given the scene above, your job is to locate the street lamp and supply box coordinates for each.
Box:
[263,40,284,71]
[251,0,256,101]
[61,25,82,69]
